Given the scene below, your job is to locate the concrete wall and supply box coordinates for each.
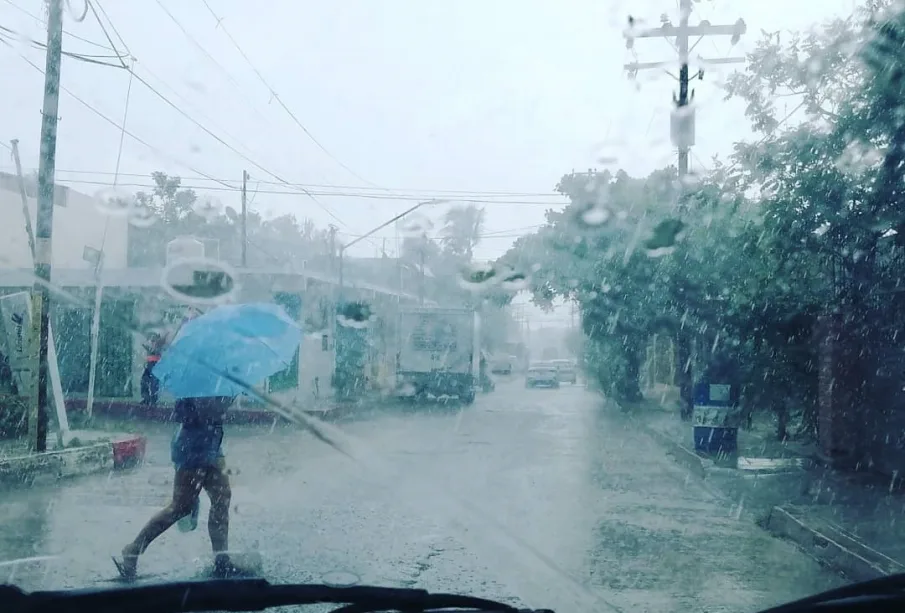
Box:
[0,173,128,269]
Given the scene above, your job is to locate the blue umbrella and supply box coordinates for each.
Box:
[153,302,303,398]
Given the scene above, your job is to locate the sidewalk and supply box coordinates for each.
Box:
[66,389,393,425]
[0,428,146,487]
[627,390,905,582]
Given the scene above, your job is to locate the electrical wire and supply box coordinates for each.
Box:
[84,0,127,67]
[88,0,129,53]
[127,63,354,225]
[4,44,236,190]
[14,177,568,205]
[0,23,125,67]
[337,225,545,241]
[83,20,353,225]
[151,0,272,126]
[200,0,377,188]
[0,0,111,50]
[149,0,380,246]
[0,167,564,199]
[11,0,356,230]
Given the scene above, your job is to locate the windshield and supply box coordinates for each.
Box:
[1,1,902,612]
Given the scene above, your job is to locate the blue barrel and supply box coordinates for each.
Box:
[692,379,739,455]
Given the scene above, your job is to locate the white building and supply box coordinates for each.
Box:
[0,176,422,416]
[0,172,128,269]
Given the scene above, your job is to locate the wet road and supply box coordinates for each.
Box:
[0,380,839,613]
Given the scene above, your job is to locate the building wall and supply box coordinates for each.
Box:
[0,174,128,269]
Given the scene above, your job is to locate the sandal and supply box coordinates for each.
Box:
[112,555,138,581]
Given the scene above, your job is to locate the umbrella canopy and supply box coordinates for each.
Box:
[153,302,303,398]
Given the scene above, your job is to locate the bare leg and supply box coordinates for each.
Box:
[203,457,231,559]
[203,457,252,576]
[119,468,205,576]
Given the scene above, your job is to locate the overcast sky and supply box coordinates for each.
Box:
[1,0,859,256]
[0,0,860,326]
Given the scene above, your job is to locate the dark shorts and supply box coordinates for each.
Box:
[171,424,224,469]
[170,397,233,469]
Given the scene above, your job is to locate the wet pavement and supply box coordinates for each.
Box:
[0,380,841,613]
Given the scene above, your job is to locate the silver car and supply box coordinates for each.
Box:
[550,359,578,384]
[525,362,559,388]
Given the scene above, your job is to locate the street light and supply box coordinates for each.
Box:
[336,199,446,300]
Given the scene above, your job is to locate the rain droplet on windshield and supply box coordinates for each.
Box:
[578,203,612,227]
[94,187,134,217]
[457,262,498,291]
[337,301,372,328]
[128,203,158,228]
[644,218,686,257]
[399,213,434,236]
[193,196,222,222]
[499,269,530,292]
[161,257,240,305]
[337,315,371,329]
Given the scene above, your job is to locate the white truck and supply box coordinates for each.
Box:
[395,306,479,403]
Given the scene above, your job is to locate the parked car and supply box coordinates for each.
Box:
[525,362,559,388]
[550,359,578,384]
[490,354,514,375]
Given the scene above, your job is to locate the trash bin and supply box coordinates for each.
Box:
[692,379,740,455]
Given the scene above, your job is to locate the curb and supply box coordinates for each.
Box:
[764,506,905,582]
[72,399,378,425]
[638,416,905,581]
[640,423,709,480]
[0,433,146,487]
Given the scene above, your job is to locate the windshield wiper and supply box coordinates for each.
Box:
[2,578,554,613]
[757,572,905,613]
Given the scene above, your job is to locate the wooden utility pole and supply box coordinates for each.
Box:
[30,0,65,452]
[241,170,248,267]
[624,0,745,419]
[418,246,425,305]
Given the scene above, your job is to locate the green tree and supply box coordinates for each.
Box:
[441,204,485,261]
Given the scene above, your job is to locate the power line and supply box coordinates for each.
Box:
[200,0,377,188]
[5,0,356,229]
[339,229,542,241]
[0,0,112,51]
[0,166,564,199]
[88,0,129,54]
[6,46,236,190]
[84,0,128,67]
[24,177,568,205]
[0,23,124,67]
[151,0,271,127]
[114,60,351,224]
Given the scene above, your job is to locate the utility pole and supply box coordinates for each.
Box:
[328,225,338,272]
[623,0,745,419]
[418,246,425,306]
[10,140,36,259]
[327,224,338,345]
[30,0,64,453]
[624,1,746,190]
[240,170,248,267]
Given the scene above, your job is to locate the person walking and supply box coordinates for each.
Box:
[140,330,166,407]
[114,395,251,579]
